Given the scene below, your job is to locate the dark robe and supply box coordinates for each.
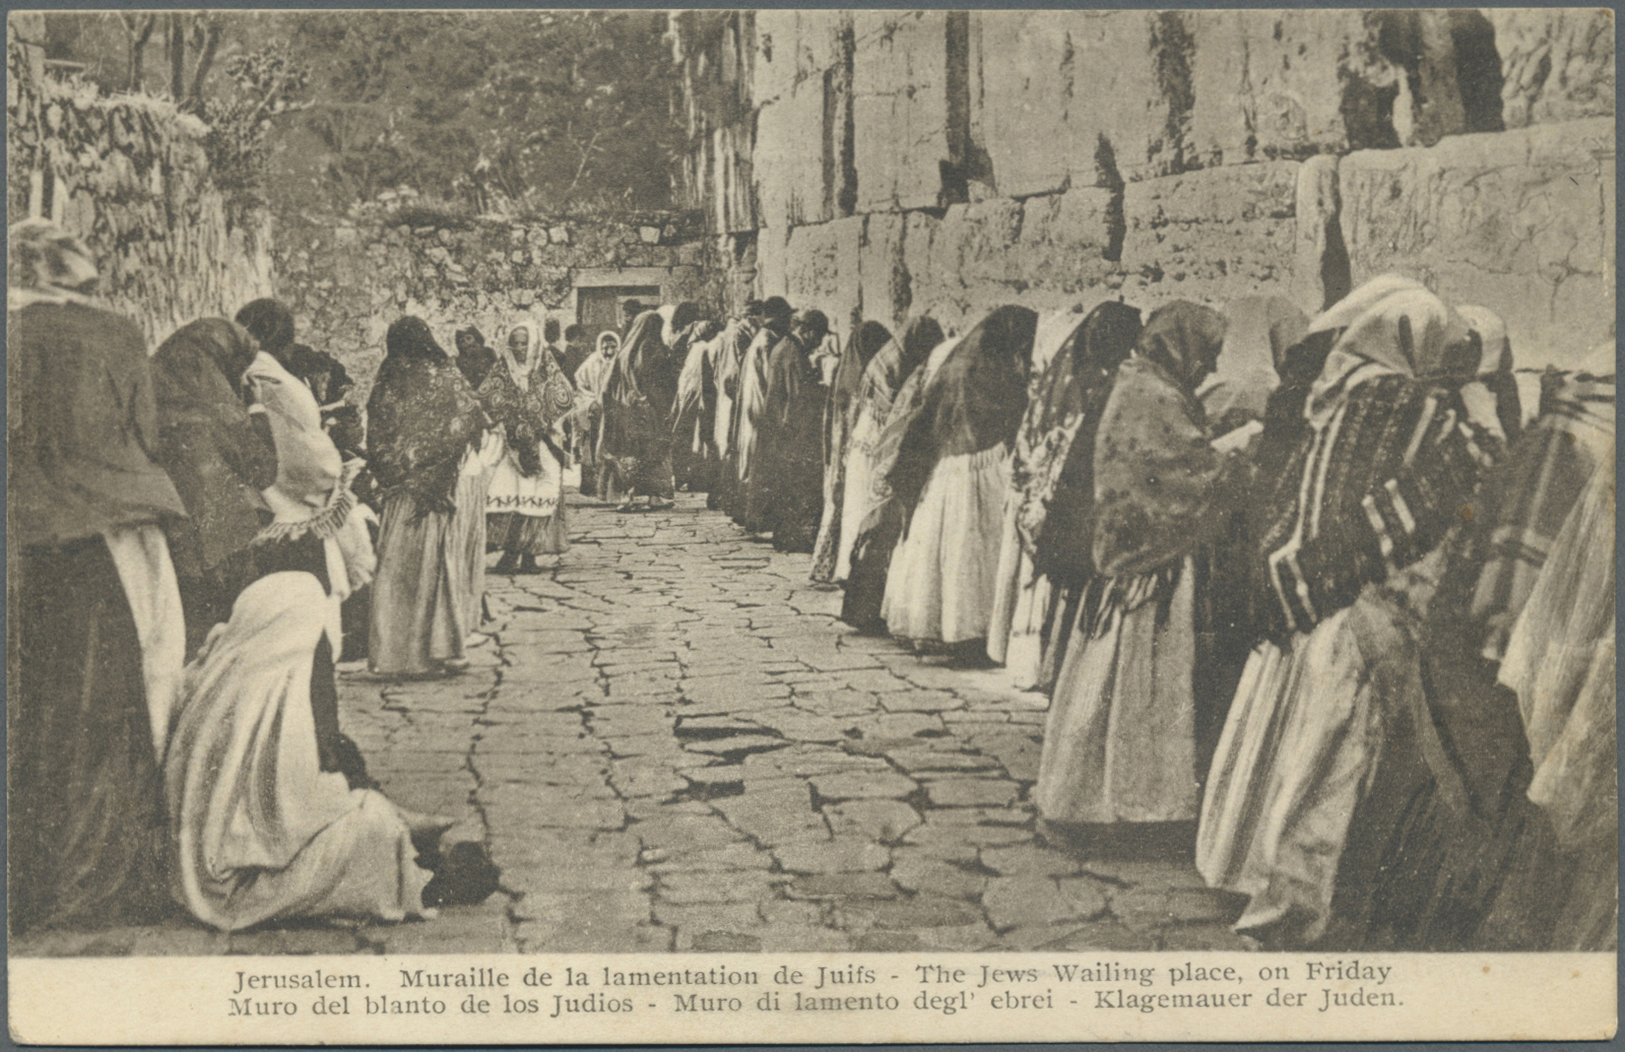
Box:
[150,318,279,654]
[8,299,186,934]
[751,332,827,552]
[601,312,679,500]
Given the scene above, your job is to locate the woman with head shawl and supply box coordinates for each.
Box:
[1034,301,1231,833]
[455,326,498,390]
[840,319,956,631]
[8,219,188,933]
[750,309,834,553]
[1439,342,1613,952]
[987,301,1142,687]
[573,331,620,497]
[1193,277,1507,949]
[367,317,491,676]
[835,315,945,587]
[600,310,681,510]
[708,300,764,512]
[810,320,893,583]
[881,305,1040,645]
[166,572,439,930]
[235,299,359,456]
[150,318,279,656]
[243,309,377,787]
[481,323,575,569]
[670,316,725,493]
[728,297,795,527]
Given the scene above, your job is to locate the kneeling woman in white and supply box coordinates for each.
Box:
[167,572,439,929]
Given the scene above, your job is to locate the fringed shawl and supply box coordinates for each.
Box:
[1013,301,1141,581]
[887,305,1039,516]
[601,311,679,462]
[367,320,489,516]
[826,322,893,470]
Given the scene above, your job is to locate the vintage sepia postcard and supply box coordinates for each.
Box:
[6,7,1616,1045]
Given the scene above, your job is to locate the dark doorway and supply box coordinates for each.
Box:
[578,285,660,350]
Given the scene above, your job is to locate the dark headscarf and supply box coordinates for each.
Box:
[150,318,278,576]
[366,317,488,516]
[235,299,296,357]
[1136,301,1228,390]
[455,326,498,389]
[826,321,894,463]
[1015,301,1142,580]
[601,311,679,464]
[888,304,1039,515]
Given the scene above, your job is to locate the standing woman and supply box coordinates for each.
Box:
[882,305,1040,645]
[8,219,189,933]
[574,330,620,497]
[752,309,833,553]
[367,317,490,676]
[991,302,1141,685]
[728,297,794,527]
[149,318,279,656]
[836,316,945,586]
[1035,302,1231,831]
[600,311,680,511]
[455,326,498,390]
[481,324,575,570]
[810,321,893,583]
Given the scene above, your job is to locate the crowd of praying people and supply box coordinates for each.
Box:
[8,212,1615,952]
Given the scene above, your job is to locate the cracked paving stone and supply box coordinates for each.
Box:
[923,777,1021,807]
[889,853,988,900]
[658,871,789,904]
[983,875,1110,931]
[823,799,922,842]
[808,770,919,800]
[785,872,901,900]
[773,838,891,874]
[980,843,1083,877]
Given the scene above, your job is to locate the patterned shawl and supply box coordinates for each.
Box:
[479,333,573,475]
[887,305,1039,516]
[151,318,277,575]
[1253,283,1498,640]
[1013,301,1141,580]
[367,317,489,516]
[1090,302,1228,578]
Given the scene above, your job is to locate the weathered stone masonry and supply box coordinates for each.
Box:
[672,10,1614,370]
[7,14,275,348]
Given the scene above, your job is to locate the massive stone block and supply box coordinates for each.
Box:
[753,77,828,229]
[1188,10,1370,165]
[756,223,791,300]
[1489,9,1615,130]
[753,10,801,106]
[785,216,864,342]
[1119,160,1301,307]
[1016,187,1118,296]
[853,11,953,211]
[858,211,909,332]
[972,11,1178,192]
[1339,117,1614,369]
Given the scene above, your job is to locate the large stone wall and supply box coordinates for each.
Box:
[6,14,275,349]
[673,9,1614,368]
[274,208,723,401]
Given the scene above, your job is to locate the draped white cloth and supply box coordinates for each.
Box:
[167,572,435,930]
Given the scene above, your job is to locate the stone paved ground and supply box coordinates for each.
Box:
[15,492,1252,957]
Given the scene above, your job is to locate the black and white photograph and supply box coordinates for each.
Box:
[5,7,1616,1044]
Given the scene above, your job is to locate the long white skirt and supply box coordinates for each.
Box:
[1035,561,1199,825]
[881,444,1010,644]
[985,491,1052,687]
[168,572,433,930]
[835,405,885,582]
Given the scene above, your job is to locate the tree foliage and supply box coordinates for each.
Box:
[273,10,681,215]
[40,10,685,218]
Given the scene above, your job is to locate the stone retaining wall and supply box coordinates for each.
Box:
[6,13,275,349]
[273,209,722,401]
[673,9,1614,368]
